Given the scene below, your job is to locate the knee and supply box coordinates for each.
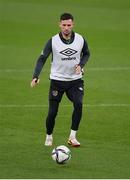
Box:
[47,101,59,119]
[48,108,58,118]
[74,100,83,109]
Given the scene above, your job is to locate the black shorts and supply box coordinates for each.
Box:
[49,79,84,103]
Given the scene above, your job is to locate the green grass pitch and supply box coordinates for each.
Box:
[0,0,130,178]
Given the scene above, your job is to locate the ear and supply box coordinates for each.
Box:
[72,22,74,27]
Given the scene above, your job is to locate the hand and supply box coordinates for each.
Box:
[30,78,40,88]
[75,65,81,75]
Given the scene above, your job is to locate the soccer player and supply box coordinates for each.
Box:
[31,13,90,147]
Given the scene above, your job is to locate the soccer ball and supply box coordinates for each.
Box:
[52,145,71,164]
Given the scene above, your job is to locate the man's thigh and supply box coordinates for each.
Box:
[66,79,84,103]
[49,80,64,102]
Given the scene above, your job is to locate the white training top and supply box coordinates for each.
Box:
[50,33,84,81]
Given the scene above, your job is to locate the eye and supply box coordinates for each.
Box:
[62,24,71,27]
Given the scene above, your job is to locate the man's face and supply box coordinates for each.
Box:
[59,19,74,36]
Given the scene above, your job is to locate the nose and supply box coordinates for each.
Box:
[65,26,68,30]
[65,25,68,30]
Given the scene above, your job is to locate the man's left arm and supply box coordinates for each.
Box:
[79,38,90,68]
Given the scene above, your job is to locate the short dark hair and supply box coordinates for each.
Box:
[60,13,74,21]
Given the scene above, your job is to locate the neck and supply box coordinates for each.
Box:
[62,32,72,40]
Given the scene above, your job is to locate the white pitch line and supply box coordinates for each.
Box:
[0,69,32,72]
[0,104,130,108]
[87,67,130,71]
[86,104,130,107]
[0,67,130,72]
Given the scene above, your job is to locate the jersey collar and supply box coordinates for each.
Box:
[59,31,75,44]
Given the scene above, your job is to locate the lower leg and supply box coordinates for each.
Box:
[46,100,59,135]
[45,100,59,146]
[70,101,83,134]
[68,101,82,147]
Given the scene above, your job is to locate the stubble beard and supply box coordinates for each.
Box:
[62,31,71,39]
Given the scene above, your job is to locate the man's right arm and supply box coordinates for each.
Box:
[32,38,52,79]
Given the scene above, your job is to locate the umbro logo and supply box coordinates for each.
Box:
[60,48,77,57]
